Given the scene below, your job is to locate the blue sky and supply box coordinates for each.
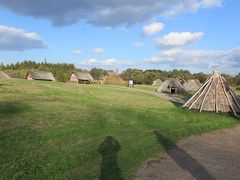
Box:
[0,0,239,74]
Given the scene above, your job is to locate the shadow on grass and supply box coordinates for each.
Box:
[0,101,31,116]
[0,83,12,87]
[99,136,123,180]
[154,131,215,180]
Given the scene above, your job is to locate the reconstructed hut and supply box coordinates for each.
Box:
[100,72,125,85]
[157,79,185,94]
[152,79,163,86]
[183,79,202,92]
[25,71,55,81]
[0,71,10,79]
[183,71,240,116]
[69,72,94,84]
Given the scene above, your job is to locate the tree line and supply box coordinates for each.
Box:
[1,61,239,89]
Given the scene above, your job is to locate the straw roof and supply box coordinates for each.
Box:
[157,78,185,93]
[100,72,125,85]
[0,71,10,79]
[152,79,163,86]
[183,79,202,92]
[25,71,55,81]
[183,71,240,116]
[71,72,94,81]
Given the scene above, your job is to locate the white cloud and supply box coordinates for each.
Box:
[0,25,48,51]
[72,49,83,55]
[80,58,133,67]
[91,48,105,54]
[133,41,144,47]
[146,47,240,71]
[156,32,204,48]
[0,0,222,27]
[200,0,222,8]
[142,22,164,35]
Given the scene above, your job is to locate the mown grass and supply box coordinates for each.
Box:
[0,79,239,179]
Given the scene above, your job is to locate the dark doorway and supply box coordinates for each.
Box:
[171,87,176,94]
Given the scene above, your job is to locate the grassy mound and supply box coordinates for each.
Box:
[0,79,238,179]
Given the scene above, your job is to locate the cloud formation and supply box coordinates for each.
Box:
[0,25,48,51]
[91,48,105,54]
[133,41,145,47]
[146,47,240,71]
[156,32,204,48]
[80,58,131,67]
[72,49,83,55]
[0,0,222,27]
[142,22,164,35]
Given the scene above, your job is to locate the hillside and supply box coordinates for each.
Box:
[0,79,239,179]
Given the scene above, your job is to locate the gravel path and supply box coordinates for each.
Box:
[135,126,240,180]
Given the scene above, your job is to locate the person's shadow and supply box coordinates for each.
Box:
[154,131,215,180]
[99,136,123,180]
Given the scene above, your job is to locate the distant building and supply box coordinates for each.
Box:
[25,71,55,81]
[157,78,185,94]
[152,79,163,86]
[183,79,202,92]
[0,71,10,79]
[99,72,125,85]
[69,72,94,84]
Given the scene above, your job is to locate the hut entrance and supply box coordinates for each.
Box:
[170,87,176,94]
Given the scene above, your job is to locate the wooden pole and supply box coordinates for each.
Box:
[215,77,219,113]
[183,78,212,107]
[200,78,214,112]
[188,79,212,110]
[220,77,237,116]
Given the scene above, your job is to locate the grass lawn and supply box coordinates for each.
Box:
[133,84,158,92]
[0,79,239,179]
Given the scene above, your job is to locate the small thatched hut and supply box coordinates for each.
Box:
[0,71,10,79]
[152,79,163,86]
[183,79,202,92]
[25,71,55,81]
[69,72,94,84]
[100,72,125,85]
[183,71,240,116]
[157,79,185,94]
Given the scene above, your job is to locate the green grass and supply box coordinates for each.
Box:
[0,79,239,179]
[133,84,158,91]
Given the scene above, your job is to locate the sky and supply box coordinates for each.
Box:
[0,0,239,74]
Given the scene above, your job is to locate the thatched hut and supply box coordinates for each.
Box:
[152,79,163,86]
[69,72,94,84]
[0,71,10,79]
[25,71,55,81]
[100,72,125,85]
[183,79,202,92]
[183,71,240,116]
[157,79,185,94]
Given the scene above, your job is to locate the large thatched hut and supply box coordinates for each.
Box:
[100,72,125,85]
[152,79,163,86]
[157,79,185,94]
[183,79,202,92]
[0,71,10,79]
[183,71,240,116]
[69,72,94,84]
[25,71,55,81]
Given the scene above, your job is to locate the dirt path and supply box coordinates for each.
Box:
[135,126,240,180]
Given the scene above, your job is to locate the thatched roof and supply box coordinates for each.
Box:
[183,71,240,116]
[100,72,125,85]
[71,72,94,81]
[157,78,185,93]
[152,79,163,86]
[25,71,55,81]
[0,71,10,79]
[183,79,202,92]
